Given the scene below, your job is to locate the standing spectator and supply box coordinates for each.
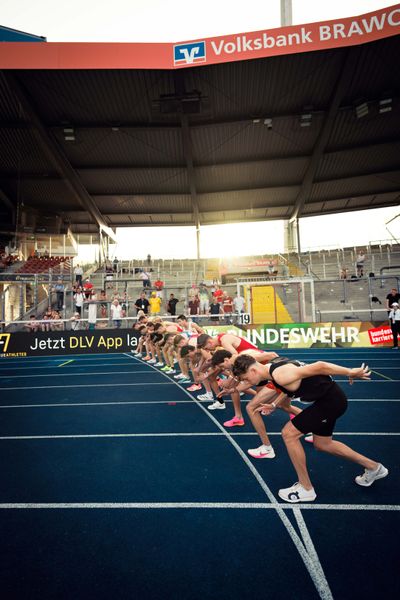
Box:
[111,299,123,328]
[83,278,94,299]
[188,294,200,322]
[134,291,150,315]
[340,266,349,279]
[146,254,152,267]
[74,287,85,316]
[389,302,400,349]
[386,287,400,315]
[209,298,223,322]
[113,257,119,273]
[53,278,65,310]
[213,284,223,301]
[198,283,210,315]
[139,270,151,288]
[356,250,366,277]
[149,292,162,315]
[87,292,98,330]
[222,291,233,321]
[74,264,83,287]
[167,293,179,316]
[233,291,246,323]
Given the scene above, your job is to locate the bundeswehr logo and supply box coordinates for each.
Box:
[174,41,206,65]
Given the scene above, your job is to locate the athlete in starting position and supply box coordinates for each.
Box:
[232,355,388,503]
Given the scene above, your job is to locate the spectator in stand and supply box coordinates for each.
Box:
[87,291,98,330]
[222,291,233,322]
[188,294,200,323]
[53,278,65,310]
[69,312,81,331]
[149,291,162,315]
[146,254,152,267]
[233,291,246,323]
[267,259,278,279]
[27,315,39,333]
[386,287,400,315]
[99,289,108,319]
[356,250,366,277]
[213,284,223,301]
[41,310,52,332]
[209,297,223,323]
[111,299,123,328]
[167,293,179,316]
[139,269,151,288]
[74,286,85,316]
[340,266,349,279]
[83,278,94,299]
[113,257,119,273]
[198,283,210,315]
[74,265,83,287]
[388,302,400,349]
[154,278,164,291]
[135,291,150,315]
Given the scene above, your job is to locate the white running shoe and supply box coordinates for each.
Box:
[278,482,316,503]
[155,362,164,367]
[197,392,213,401]
[148,358,157,364]
[174,373,186,380]
[180,378,192,384]
[355,464,389,487]
[247,444,275,459]
[207,401,226,410]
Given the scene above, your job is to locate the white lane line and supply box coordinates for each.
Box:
[0,400,192,409]
[0,432,398,441]
[0,370,155,379]
[0,382,173,391]
[125,354,334,600]
[0,355,131,364]
[0,362,147,371]
[0,502,397,511]
[0,398,398,410]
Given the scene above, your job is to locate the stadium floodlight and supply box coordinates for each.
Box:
[379,97,392,114]
[355,101,369,119]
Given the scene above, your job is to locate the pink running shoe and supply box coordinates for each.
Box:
[223,416,245,428]
[187,383,202,392]
[290,414,295,420]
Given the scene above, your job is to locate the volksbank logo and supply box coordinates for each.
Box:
[174,41,206,65]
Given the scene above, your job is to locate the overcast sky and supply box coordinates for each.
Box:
[1,0,396,42]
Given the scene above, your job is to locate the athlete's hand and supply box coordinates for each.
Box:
[254,403,276,416]
[348,363,371,384]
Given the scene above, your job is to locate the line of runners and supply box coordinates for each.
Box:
[132,315,388,503]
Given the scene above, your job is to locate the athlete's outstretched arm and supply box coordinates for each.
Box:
[273,361,371,387]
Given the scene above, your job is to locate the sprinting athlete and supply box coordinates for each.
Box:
[232,355,388,503]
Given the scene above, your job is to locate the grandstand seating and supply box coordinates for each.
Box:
[16,256,72,274]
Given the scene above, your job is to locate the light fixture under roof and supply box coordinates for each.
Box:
[263,118,272,129]
[63,127,75,142]
[379,97,392,114]
[355,101,369,119]
[300,112,312,127]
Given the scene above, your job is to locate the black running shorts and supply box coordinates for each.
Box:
[291,386,348,437]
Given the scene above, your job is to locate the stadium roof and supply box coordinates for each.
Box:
[0,4,399,238]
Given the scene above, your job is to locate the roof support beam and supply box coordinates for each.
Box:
[1,72,117,242]
[174,72,201,258]
[290,47,360,223]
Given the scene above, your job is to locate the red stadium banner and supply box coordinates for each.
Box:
[0,4,399,69]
